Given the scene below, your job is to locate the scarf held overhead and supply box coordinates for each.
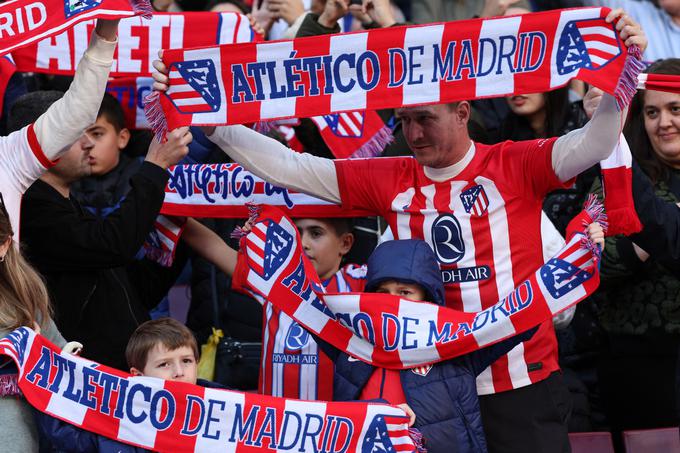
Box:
[0,327,416,453]
[232,204,603,369]
[11,12,258,77]
[146,7,643,136]
[160,163,371,218]
[0,0,151,57]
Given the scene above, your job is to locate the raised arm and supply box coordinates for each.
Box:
[551,8,646,182]
[207,125,341,203]
[33,19,119,160]
[181,218,239,276]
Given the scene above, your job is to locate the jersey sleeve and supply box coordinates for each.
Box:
[334,157,409,215]
[494,137,571,199]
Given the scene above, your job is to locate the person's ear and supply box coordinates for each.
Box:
[129,367,143,377]
[339,232,354,257]
[117,128,131,150]
[455,101,471,126]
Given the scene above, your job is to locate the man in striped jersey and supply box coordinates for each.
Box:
[151,8,646,451]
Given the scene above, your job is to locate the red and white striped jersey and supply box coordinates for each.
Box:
[259,264,367,400]
[0,124,55,241]
[335,138,569,395]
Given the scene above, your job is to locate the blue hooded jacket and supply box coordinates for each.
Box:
[323,239,536,453]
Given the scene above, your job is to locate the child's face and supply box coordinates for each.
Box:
[85,116,130,176]
[295,219,353,280]
[375,280,428,302]
[131,344,198,384]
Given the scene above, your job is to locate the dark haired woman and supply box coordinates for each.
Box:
[593,58,680,437]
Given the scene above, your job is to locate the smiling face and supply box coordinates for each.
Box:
[643,89,680,168]
[295,218,353,281]
[396,103,471,169]
[131,344,198,384]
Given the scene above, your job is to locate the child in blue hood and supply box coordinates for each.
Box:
[320,239,544,453]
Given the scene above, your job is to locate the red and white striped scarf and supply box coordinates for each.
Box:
[0,0,151,57]
[145,7,642,138]
[11,12,258,77]
[0,327,417,452]
[160,163,371,219]
[232,203,604,369]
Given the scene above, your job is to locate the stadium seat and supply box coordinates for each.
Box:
[623,427,680,453]
[569,432,615,453]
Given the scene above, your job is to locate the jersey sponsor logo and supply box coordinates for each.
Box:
[284,322,310,351]
[431,214,465,264]
[441,265,491,284]
[271,353,318,364]
[460,184,489,217]
[556,19,620,75]
[64,0,102,18]
[540,258,593,299]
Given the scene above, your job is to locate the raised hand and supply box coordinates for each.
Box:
[145,126,192,169]
[605,8,647,52]
[94,18,120,41]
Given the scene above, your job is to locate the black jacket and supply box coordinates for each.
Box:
[20,162,186,370]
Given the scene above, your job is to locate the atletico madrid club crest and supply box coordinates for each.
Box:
[460,185,489,217]
[556,19,621,75]
[247,219,293,280]
[64,0,103,18]
[540,258,593,299]
[411,365,432,376]
[167,59,221,114]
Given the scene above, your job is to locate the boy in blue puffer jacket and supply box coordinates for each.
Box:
[321,239,537,453]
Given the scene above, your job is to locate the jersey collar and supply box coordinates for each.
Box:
[423,141,476,182]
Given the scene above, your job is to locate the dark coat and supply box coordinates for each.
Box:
[21,162,187,370]
[322,240,536,453]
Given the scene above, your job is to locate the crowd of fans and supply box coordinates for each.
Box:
[1,0,680,452]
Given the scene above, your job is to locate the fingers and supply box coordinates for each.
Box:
[396,403,416,427]
[152,58,170,92]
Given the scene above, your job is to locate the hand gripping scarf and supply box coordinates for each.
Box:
[0,327,418,453]
[232,201,605,369]
[145,7,644,137]
[0,0,151,57]
[11,12,258,78]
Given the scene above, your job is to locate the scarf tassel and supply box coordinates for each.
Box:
[231,203,262,239]
[0,374,21,397]
[408,428,427,453]
[144,91,169,141]
[129,0,153,19]
[142,244,175,267]
[349,125,395,159]
[614,45,645,111]
[580,194,608,260]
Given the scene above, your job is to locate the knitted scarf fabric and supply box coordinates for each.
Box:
[11,12,257,77]
[0,327,417,452]
[231,203,604,369]
[145,7,643,137]
[0,0,151,57]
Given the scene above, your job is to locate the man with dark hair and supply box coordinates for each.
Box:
[0,20,119,241]
[151,7,647,452]
[70,93,138,218]
[20,124,192,370]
